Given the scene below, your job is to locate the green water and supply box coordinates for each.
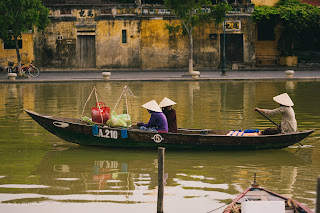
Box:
[0,81,319,213]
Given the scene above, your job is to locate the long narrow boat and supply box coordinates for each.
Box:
[223,181,313,213]
[24,109,314,151]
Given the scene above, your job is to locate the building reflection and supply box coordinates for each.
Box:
[0,80,300,131]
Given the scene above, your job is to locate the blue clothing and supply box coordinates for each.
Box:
[139,126,158,132]
[141,112,168,132]
[244,129,259,133]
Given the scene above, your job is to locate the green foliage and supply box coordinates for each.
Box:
[276,0,301,6]
[251,6,278,21]
[164,0,231,34]
[0,0,49,41]
[209,2,232,24]
[164,0,231,72]
[165,23,183,34]
[252,0,320,55]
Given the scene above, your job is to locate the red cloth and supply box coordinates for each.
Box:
[164,108,177,133]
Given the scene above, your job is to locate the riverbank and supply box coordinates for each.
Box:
[1,67,320,83]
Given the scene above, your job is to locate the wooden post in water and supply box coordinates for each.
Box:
[317,177,320,213]
[157,147,165,213]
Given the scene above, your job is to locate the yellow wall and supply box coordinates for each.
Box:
[96,20,141,68]
[3,6,256,70]
[0,33,34,69]
[140,19,189,69]
[252,0,279,6]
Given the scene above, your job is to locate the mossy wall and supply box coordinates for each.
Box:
[2,6,256,70]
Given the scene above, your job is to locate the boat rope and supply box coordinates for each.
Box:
[81,86,106,119]
[112,85,136,114]
[205,202,231,213]
[81,87,95,117]
[80,86,136,121]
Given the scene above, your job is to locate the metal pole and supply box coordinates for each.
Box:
[221,13,227,76]
[157,147,165,213]
[317,177,320,213]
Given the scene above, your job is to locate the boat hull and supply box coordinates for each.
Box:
[24,109,314,151]
[224,187,313,213]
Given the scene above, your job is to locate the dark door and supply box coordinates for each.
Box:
[78,35,96,68]
[220,34,243,63]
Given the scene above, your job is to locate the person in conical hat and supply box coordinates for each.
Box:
[159,97,177,133]
[141,100,162,112]
[273,93,294,107]
[255,93,297,134]
[137,100,168,133]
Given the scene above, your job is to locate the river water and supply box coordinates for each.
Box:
[0,80,319,213]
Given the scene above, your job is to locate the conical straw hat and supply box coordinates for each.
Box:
[141,100,162,112]
[159,97,177,108]
[273,93,294,106]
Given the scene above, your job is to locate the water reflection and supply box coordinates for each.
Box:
[285,81,296,91]
[0,81,319,212]
[0,147,309,202]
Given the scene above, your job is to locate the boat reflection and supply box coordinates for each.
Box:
[24,147,309,204]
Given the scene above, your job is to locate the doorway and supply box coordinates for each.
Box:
[77,35,96,68]
[220,34,244,63]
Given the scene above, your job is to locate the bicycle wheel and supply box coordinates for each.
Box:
[28,66,40,77]
[6,67,13,79]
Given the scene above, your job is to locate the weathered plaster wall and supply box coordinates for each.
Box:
[194,14,256,68]
[141,19,169,69]
[34,21,77,68]
[0,33,34,69]
[30,6,256,70]
[252,0,279,6]
[194,22,220,68]
[140,18,189,69]
[96,20,141,68]
[238,15,256,65]
[166,21,189,69]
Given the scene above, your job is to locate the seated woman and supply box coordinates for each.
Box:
[137,100,168,133]
[159,97,177,133]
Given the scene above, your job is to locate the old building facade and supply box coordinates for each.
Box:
[1,0,282,70]
[32,0,256,70]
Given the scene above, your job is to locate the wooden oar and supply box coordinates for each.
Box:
[255,109,303,146]
[255,108,281,131]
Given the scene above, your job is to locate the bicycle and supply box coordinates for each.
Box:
[6,60,40,78]
[22,60,40,78]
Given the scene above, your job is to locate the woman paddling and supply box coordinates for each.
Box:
[255,93,297,135]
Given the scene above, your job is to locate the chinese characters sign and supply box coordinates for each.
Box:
[79,9,94,18]
[225,21,241,31]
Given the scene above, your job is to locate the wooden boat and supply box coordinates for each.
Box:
[223,181,313,213]
[24,109,314,151]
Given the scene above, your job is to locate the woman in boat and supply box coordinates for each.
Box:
[137,100,168,133]
[159,97,178,133]
[255,93,297,134]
